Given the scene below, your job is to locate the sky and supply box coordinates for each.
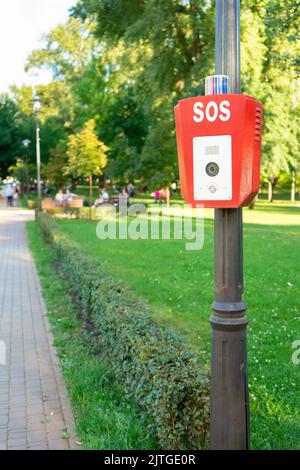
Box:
[0,0,76,93]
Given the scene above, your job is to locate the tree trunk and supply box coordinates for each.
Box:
[268,180,273,203]
[89,175,93,221]
[71,178,77,191]
[291,171,296,203]
[248,195,257,210]
[166,187,170,208]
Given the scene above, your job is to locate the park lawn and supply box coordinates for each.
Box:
[27,222,156,451]
[55,199,300,450]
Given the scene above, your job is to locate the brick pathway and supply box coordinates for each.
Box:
[0,209,77,450]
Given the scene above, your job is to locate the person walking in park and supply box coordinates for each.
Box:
[5,184,14,207]
[13,184,20,207]
[154,190,160,204]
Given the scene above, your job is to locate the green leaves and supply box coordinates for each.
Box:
[26,18,98,82]
[72,0,214,187]
[65,119,109,178]
[44,142,68,188]
[0,98,29,176]
[4,0,300,192]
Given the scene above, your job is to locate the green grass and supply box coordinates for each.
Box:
[26,221,156,450]
[55,199,300,450]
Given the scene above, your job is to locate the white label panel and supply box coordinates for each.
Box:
[193,135,232,201]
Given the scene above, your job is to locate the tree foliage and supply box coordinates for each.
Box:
[26,18,98,82]
[0,97,35,177]
[65,119,108,179]
[2,1,299,196]
[71,0,300,191]
[72,0,215,188]
[44,142,68,188]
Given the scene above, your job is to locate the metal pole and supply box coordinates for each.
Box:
[36,119,42,209]
[210,0,249,450]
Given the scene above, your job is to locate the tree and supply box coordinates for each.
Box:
[9,158,29,194]
[11,82,72,167]
[99,86,149,183]
[259,0,300,201]
[73,0,300,199]
[3,0,297,201]
[139,103,178,189]
[22,18,105,173]
[73,0,215,188]
[0,98,25,176]
[64,119,109,217]
[44,142,68,189]
[72,0,214,99]
[26,18,98,82]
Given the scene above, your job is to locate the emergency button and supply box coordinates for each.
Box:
[208,184,218,194]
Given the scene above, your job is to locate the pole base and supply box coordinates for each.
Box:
[210,308,250,450]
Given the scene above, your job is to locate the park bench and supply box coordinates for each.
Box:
[41,196,85,210]
[65,197,84,209]
[41,198,55,210]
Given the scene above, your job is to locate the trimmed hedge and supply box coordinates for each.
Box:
[43,207,99,220]
[36,212,210,449]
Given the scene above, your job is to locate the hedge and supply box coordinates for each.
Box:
[36,212,210,449]
[40,207,95,220]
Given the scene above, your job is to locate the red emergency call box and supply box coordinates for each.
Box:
[174,94,263,208]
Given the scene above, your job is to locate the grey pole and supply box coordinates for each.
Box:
[36,119,42,210]
[210,0,250,449]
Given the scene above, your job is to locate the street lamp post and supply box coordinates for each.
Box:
[210,0,249,450]
[33,96,42,210]
[22,139,31,196]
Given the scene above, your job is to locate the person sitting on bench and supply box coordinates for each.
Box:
[94,187,110,207]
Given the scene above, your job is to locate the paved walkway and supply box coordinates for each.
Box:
[0,209,77,450]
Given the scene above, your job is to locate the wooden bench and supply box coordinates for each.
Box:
[95,196,120,207]
[41,197,85,210]
[41,198,55,210]
[66,197,84,209]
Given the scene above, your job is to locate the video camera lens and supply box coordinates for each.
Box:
[206,162,219,177]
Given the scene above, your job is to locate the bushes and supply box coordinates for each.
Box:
[36,212,210,449]
[41,207,100,221]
